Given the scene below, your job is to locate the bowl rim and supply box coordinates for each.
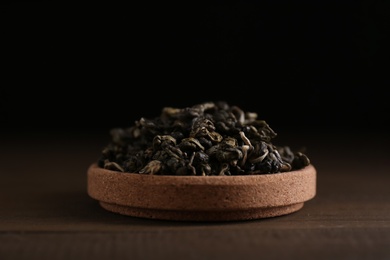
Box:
[88,163,316,208]
[87,163,316,185]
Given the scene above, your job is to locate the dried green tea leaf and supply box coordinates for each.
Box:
[98,101,310,176]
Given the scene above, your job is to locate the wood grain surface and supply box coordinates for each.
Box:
[1,131,389,260]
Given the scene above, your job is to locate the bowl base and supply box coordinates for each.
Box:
[99,201,305,222]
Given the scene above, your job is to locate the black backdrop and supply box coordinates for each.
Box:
[1,2,389,135]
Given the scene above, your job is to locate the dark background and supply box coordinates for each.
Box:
[2,3,390,259]
[1,1,389,136]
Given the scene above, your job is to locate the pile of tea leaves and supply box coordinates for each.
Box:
[98,101,310,176]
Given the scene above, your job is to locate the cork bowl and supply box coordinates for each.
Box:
[87,163,316,222]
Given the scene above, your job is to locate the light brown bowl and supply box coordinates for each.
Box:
[87,163,316,221]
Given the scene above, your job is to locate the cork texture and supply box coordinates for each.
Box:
[87,163,316,221]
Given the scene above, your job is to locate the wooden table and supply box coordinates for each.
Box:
[1,130,389,260]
